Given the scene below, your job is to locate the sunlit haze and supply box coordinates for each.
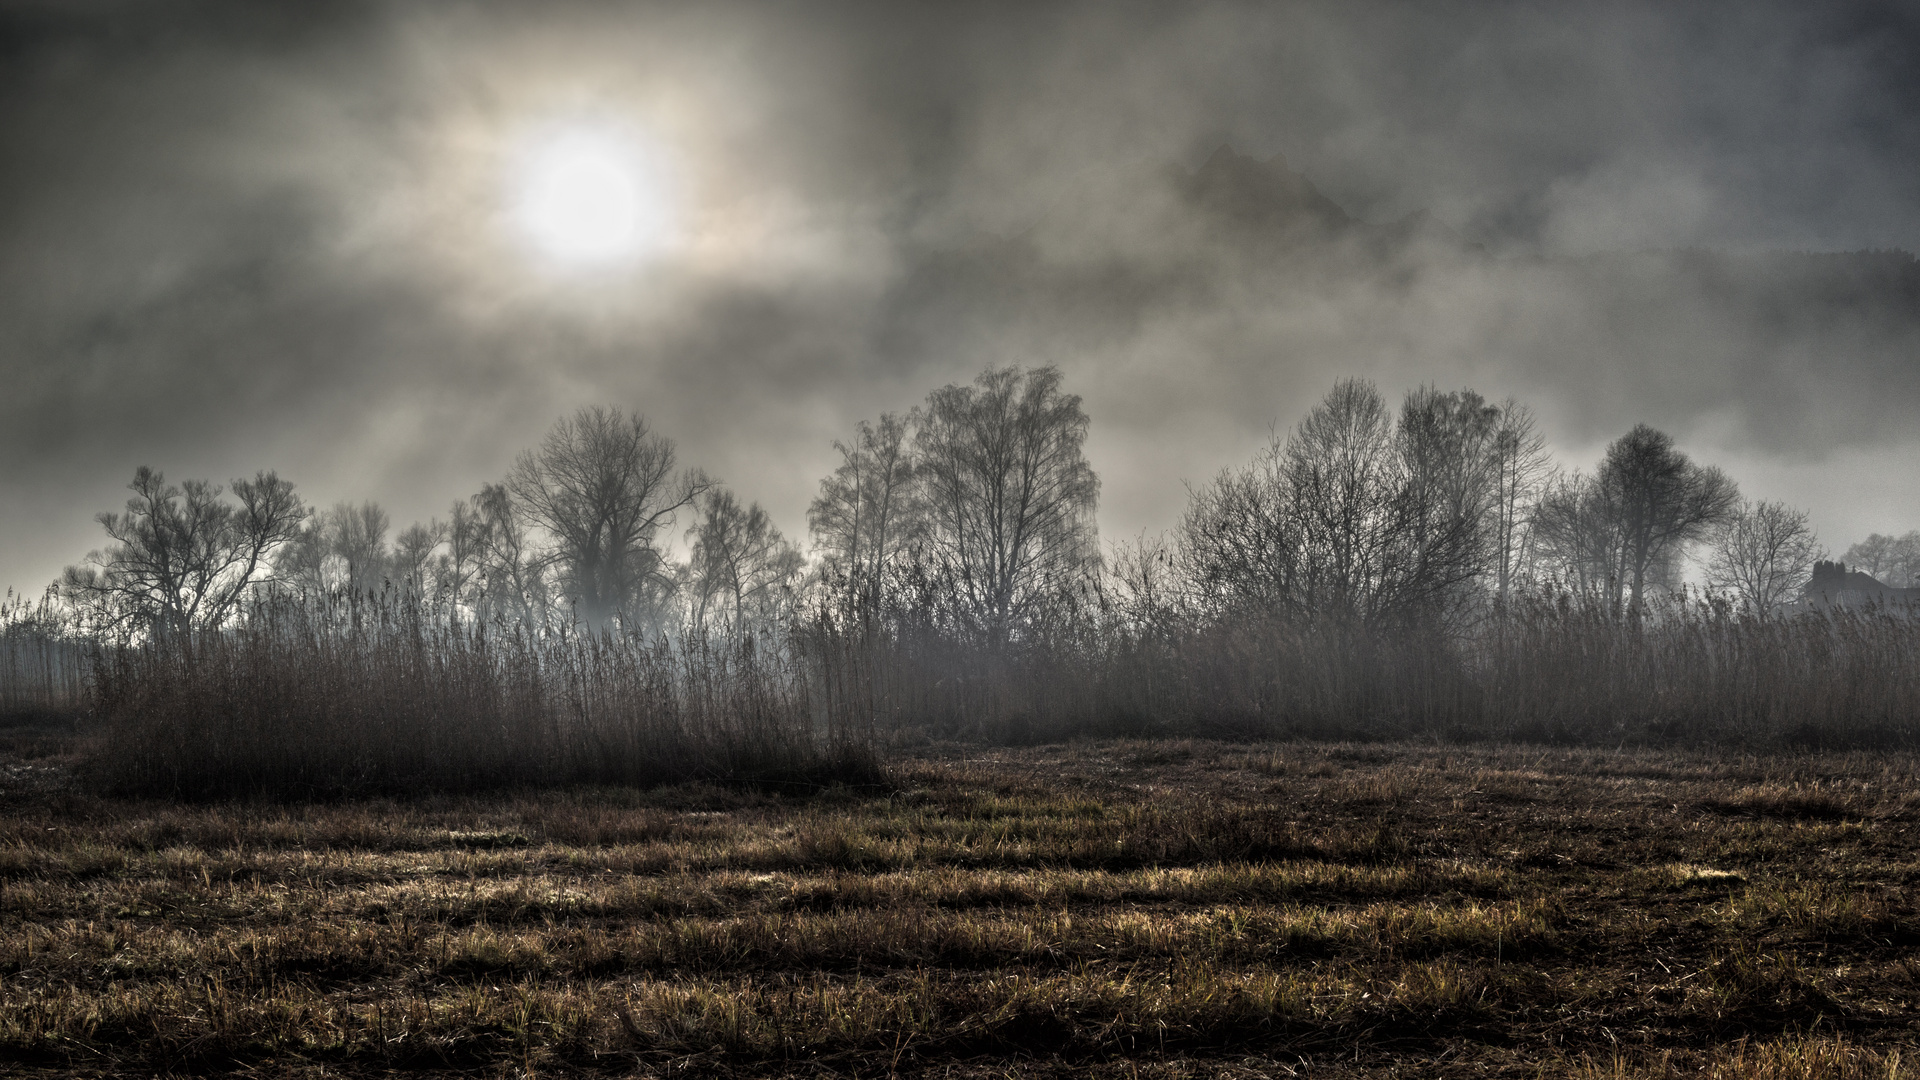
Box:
[512,126,669,266]
[2,2,1919,597]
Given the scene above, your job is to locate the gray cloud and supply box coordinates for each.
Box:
[3,0,1919,593]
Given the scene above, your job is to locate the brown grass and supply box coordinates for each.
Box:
[1577,1036,1913,1079]
[3,737,1919,1077]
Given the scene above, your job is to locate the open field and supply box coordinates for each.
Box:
[2,731,1919,1077]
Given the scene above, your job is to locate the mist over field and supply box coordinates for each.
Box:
[12,11,1920,1077]
[3,0,1919,594]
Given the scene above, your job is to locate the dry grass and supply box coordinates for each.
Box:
[2,738,1918,1077]
[1577,1036,1914,1079]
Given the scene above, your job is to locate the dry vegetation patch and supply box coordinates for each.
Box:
[2,738,1918,1077]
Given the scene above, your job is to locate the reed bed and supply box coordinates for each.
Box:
[24,586,1920,799]
[0,592,86,726]
[86,593,879,799]
[801,591,1920,748]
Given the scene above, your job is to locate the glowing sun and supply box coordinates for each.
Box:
[512,127,670,266]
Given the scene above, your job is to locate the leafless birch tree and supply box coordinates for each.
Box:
[808,411,921,622]
[915,366,1099,648]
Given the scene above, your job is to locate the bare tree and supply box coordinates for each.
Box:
[434,498,487,622]
[274,516,334,595]
[1279,382,1403,625]
[392,520,446,598]
[1703,499,1825,609]
[273,501,393,598]
[1391,386,1504,615]
[1296,381,1495,625]
[1844,533,1898,583]
[1535,426,1739,609]
[1179,433,1299,618]
[63,467,306,635]
[332,501,392,595]
[1887,533,1920,589]
[1105,532,1183,636]
[916,366,1100,648]
[507,407,710,629]
[1489,400,1553,600]
[1531,470,1624,595]
[808,411,921,621]
[689,488,804,635]
[472,482,546,627]
[1181,380,1510,630]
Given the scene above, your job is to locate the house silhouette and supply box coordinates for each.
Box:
[1802,560,1920,608]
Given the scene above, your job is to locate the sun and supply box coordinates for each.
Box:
[512,126,671,267]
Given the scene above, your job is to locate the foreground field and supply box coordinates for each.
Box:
[2,734,1918,1078]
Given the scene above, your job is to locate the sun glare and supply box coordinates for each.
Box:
[512,127,670,267]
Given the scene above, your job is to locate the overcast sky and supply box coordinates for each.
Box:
[4,0,1919,595]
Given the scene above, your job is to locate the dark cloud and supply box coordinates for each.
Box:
[4,0,1920,593]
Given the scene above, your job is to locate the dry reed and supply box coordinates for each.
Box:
[44,585,1920,798]
[87,591,880,799]
[0,591,86,726]
[807,590,1920,748]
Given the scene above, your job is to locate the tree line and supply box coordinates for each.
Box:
[1840,531,1920,589]
[55,367,1872,645]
